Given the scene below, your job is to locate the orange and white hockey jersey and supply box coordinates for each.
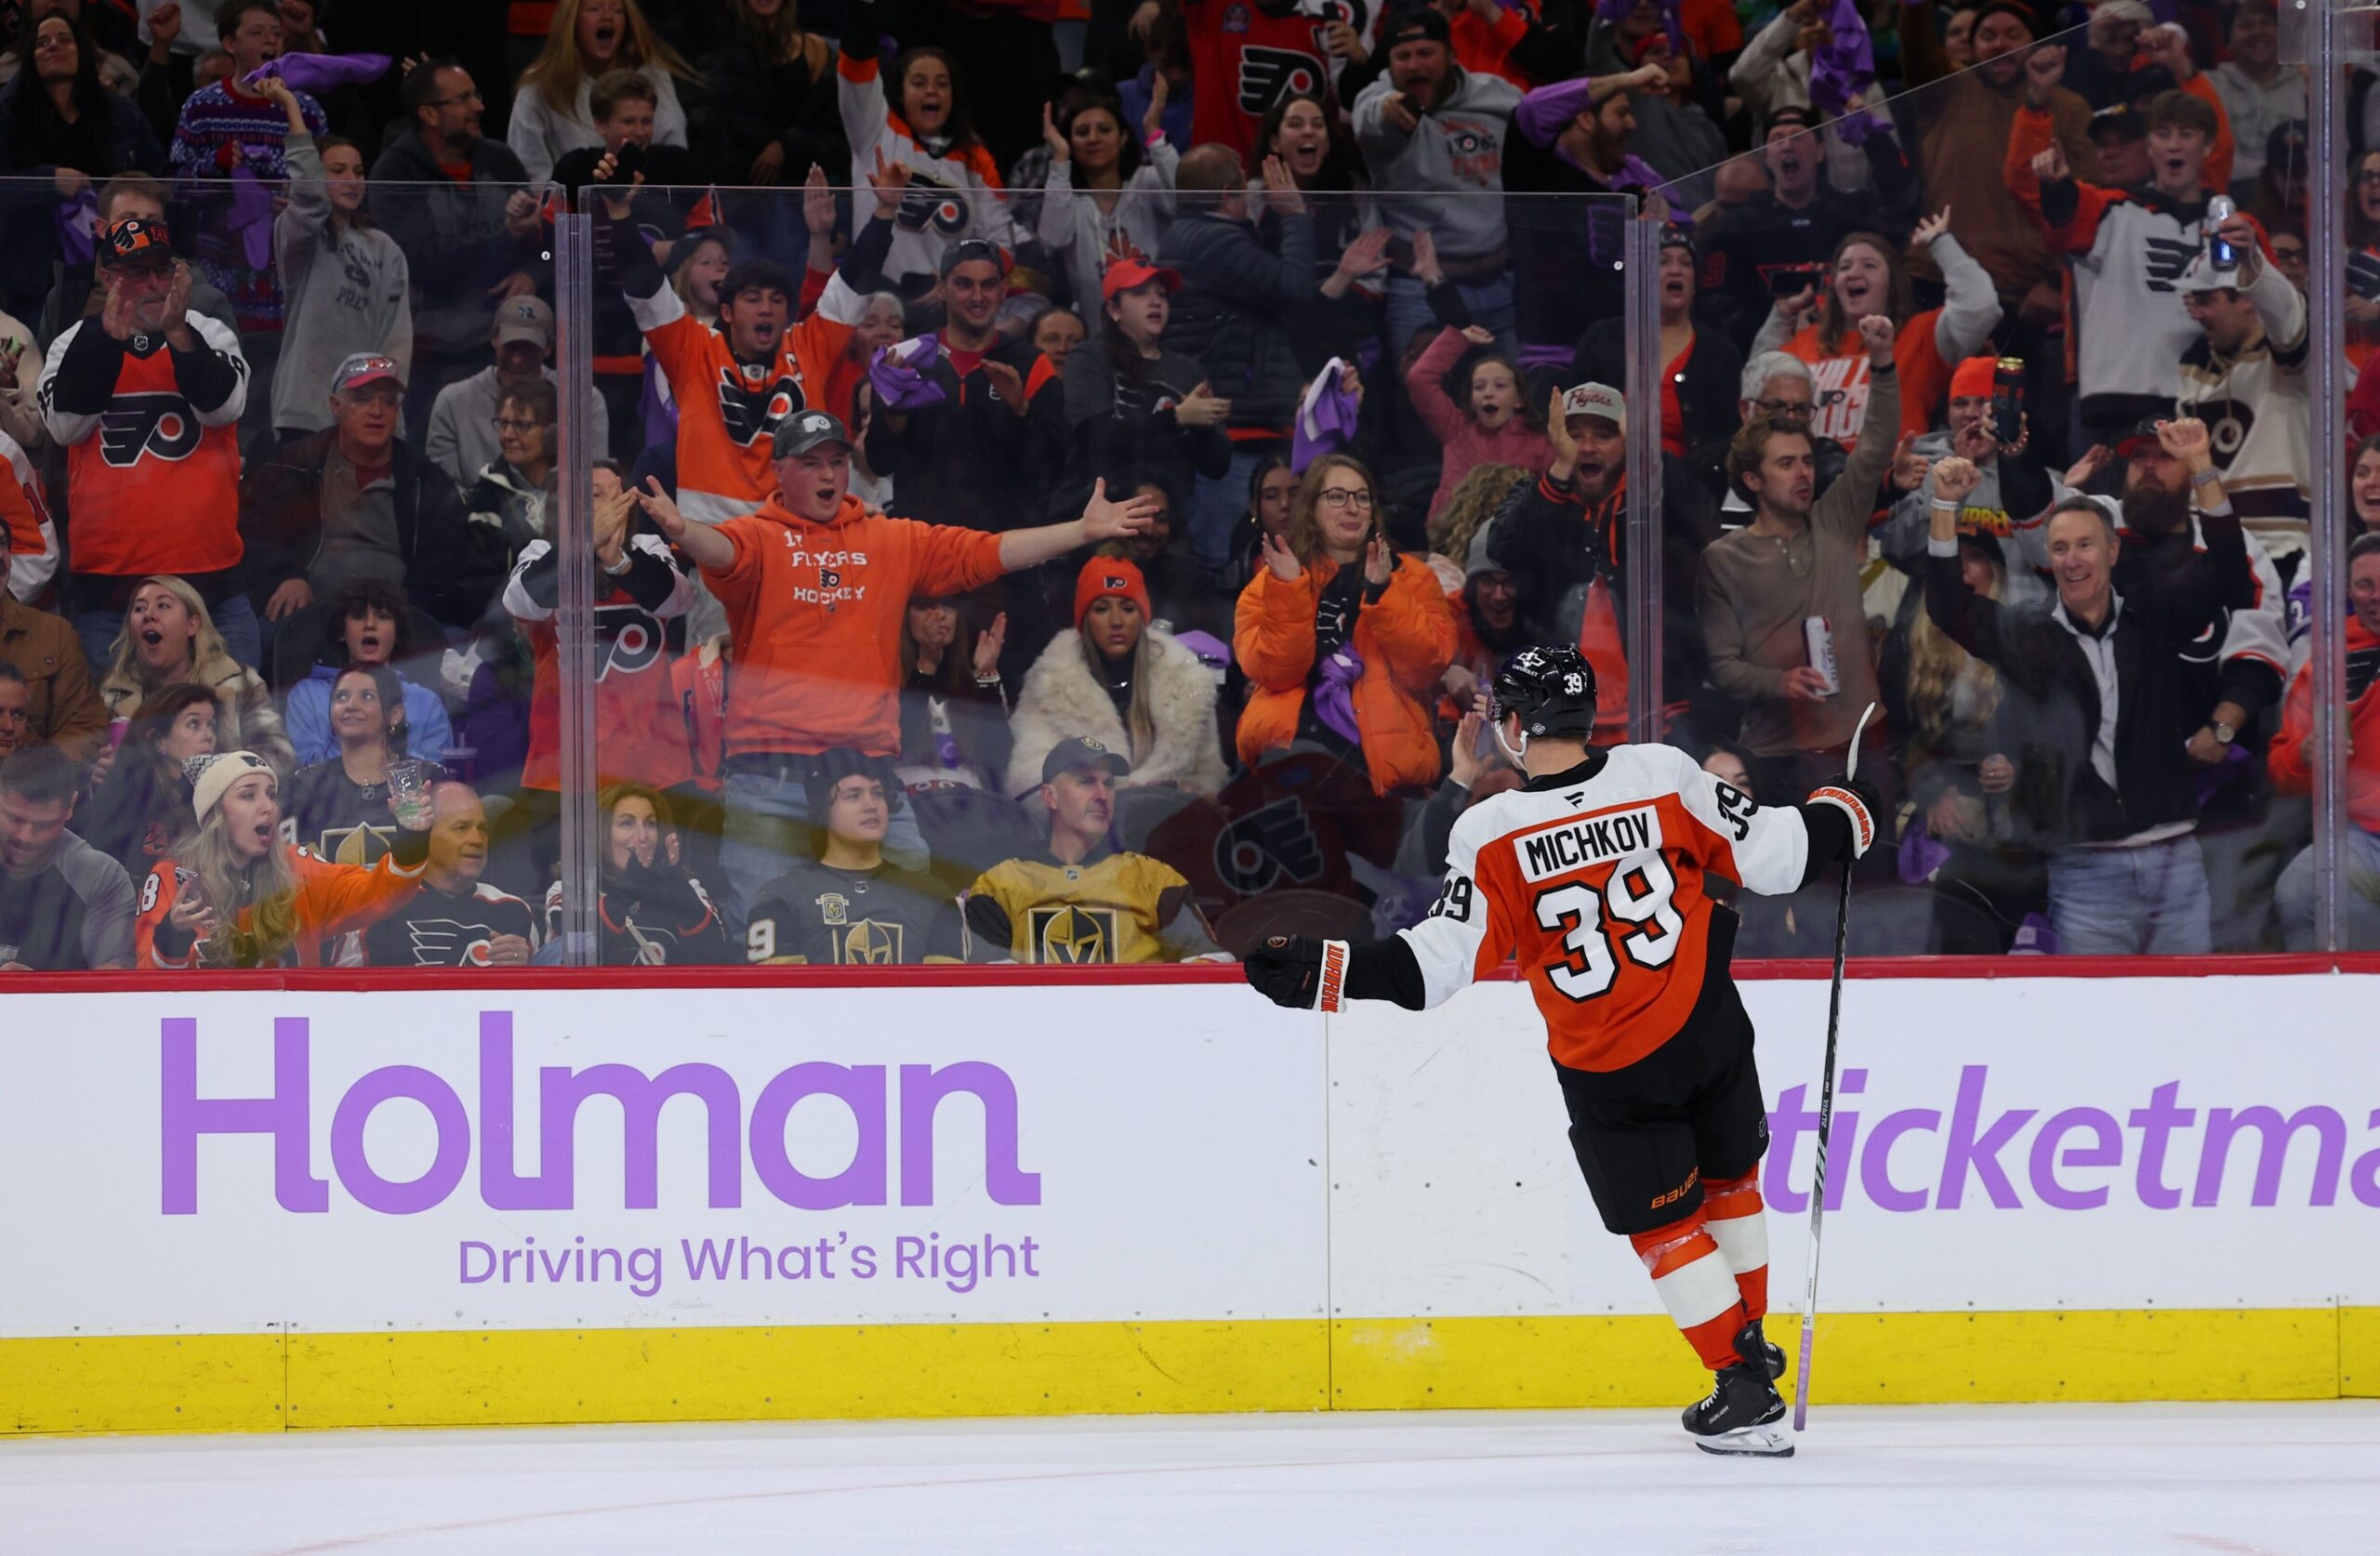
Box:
[1381,744,1827,1075]
[628,276,865,531]
[0,426,56,601]
[837,49,1019,287]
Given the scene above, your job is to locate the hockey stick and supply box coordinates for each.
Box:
[1792,699,1876,1434]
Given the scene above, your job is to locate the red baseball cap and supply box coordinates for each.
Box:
[1101,259,1181,303]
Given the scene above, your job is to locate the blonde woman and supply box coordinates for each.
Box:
[134,751,430,969]
[507,0,694,183]
[1007,555,1225,800]
[97,577,291,778]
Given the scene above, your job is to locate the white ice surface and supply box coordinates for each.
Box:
[4,1403,2373,1555]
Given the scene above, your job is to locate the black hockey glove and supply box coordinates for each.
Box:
[1807,771,1884,861]
[1244,934,1327,1009]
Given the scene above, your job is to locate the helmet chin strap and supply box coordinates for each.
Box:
[1492,719,1528,767]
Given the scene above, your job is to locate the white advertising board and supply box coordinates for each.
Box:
[2,973,2373,1341]
[0,984,1329,1336]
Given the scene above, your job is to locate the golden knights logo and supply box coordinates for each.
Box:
[838,918,904,965]
[1028,904,1118,963]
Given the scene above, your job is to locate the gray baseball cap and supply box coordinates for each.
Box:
[772,409,850,459]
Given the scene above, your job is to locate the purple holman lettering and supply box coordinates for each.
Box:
[2129,1081,2197,1210]
[546,1060,743,1209]
[1764,1083,1821,1213]
[2193,1106,2347,1208]
[898,1062,1043,1207]
[477,1011,566,1210]
[748,1062,887,1208]
[1858,1106,1940,1211]
[1937,1064,2035,1209]
[2354,1111,2380,1207]
[2028,1107,2123,1210]
[160,1016,329,1214]
[460,1241,495,1282]
[328,1064,471,1213]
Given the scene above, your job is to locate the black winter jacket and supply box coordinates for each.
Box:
[1157,207,1317,434]
[1921,510,2254,845]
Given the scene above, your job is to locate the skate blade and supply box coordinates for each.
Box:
[1692,1422,1795,1458]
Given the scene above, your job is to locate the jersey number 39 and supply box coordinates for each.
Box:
[1532,856,1683,1001]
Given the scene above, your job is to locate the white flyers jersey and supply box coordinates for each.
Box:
[1397,743,1816,1074]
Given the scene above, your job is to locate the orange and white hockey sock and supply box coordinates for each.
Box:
[1702,1170,1769,1323]
[1628,1211,1749,1372]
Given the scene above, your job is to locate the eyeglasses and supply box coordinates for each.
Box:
[2360,171,2380,186]
[1317,488,1375,509]
[1750,398,1809,417]
[492,416,545,433]
[427,91,484,108]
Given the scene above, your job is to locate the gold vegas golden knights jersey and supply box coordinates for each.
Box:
[745,861,966,965]
[964,847,1222,965]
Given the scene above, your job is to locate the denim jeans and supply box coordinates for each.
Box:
[1382,270,1515,357]
[717,765,930,934]
[74,592,262,677]
[2044,833,2213,956]
[2273,826,2380,951]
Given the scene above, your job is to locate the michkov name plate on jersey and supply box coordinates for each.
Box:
[1514,806,1664,882]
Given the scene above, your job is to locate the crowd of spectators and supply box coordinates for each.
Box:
[0,0,2369,973]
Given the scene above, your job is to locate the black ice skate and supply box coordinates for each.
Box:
[1743,1316,1786,1379]
[1682,1324,1793,1457]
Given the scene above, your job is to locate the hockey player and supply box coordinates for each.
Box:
[745,760,965,966]
[1243,646,1877,1456]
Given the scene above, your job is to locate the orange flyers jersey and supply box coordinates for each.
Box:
[628,276,864,529]
[136,845,426,969]
[1398,743,1814,1074]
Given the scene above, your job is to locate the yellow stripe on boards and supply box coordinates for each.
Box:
[2,1310,2368,1437]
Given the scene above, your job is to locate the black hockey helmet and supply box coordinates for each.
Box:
[1490,645,1598,740]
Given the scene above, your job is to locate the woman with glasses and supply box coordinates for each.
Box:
[466,380,561,571]
[1233,454,1456,798]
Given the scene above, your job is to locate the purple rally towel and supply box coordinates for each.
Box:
[1806,0,1875,119]
[869,335,947,412]
[226,164,275,272]
[55,189,98,266]
[1170,629,1232,672]
[1311,646,1366,745]
[1292,356,1361,474]
[245,53,392,93]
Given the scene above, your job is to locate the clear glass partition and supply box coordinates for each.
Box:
[1635,16,2347,957]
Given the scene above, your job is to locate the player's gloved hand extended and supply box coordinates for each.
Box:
[1245,933,1329,1009]
[1807,772,1884,860]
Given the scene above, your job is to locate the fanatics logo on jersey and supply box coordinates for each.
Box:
[1031,904,1117,963]
[1515,806,1664,883]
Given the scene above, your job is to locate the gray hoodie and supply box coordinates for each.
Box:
[1354,67,1524,262]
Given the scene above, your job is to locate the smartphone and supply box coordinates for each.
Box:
[1990,357,2026,446]
[1768,262,1824,298]
[606,141,647,186]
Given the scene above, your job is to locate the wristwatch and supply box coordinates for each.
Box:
[2210,719,2237,745]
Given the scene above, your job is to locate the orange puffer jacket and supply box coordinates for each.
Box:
[1234,553,1457,796]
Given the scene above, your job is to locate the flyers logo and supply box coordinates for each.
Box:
[2142,235,2198,292]
[97,392,204,467]
[1030,904,1117,963]
[1442,125,1494,158]
[715,364,800,447]
[594,602,666,680]
[1215,796,1325,894]
[894,171,972,237]
[403,919,504,967]
[1236,45,1324,115]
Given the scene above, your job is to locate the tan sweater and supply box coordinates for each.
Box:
[1694,364,1900,758]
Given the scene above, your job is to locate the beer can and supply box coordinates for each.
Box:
[1804,614,1840,697]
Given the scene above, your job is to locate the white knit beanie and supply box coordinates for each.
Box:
[188,751,274,823]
